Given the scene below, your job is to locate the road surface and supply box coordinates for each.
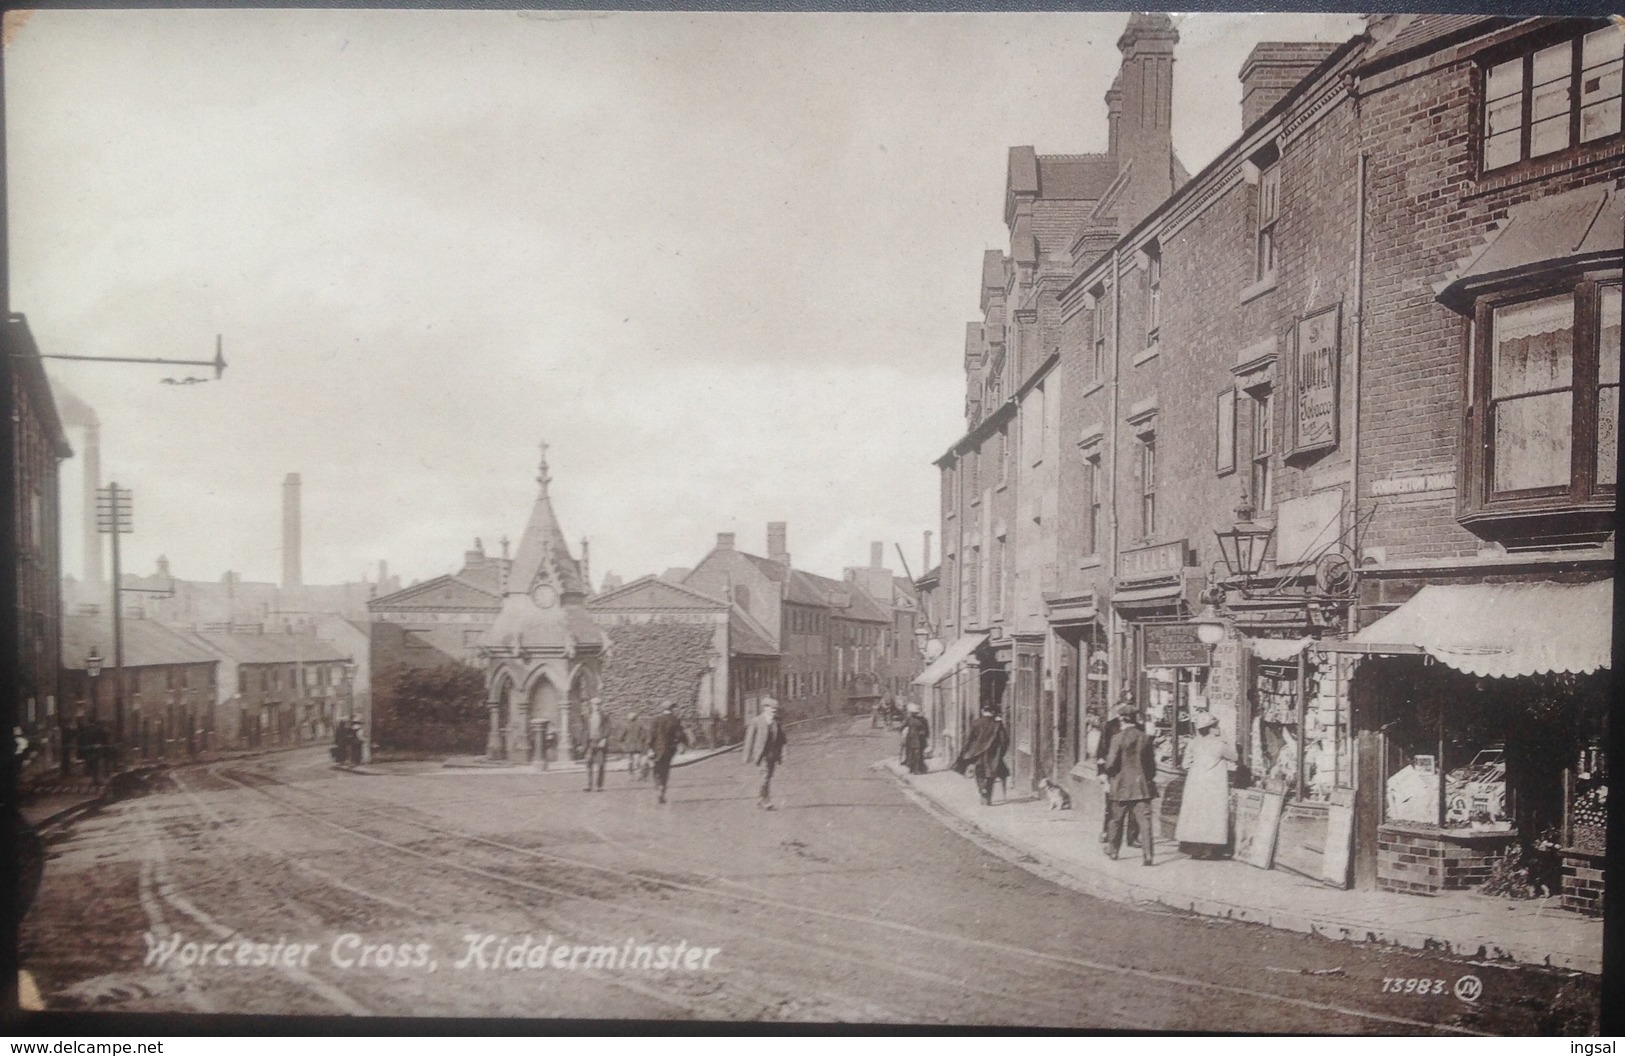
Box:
[19,717,1597,1031]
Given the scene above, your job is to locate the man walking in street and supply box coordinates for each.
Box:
[951,703,1009,806]
[583,697,612,792]
[743,697,787,809]
[1094,690,1141,848]
[648,700,688,804]
[1102,703,1157,865]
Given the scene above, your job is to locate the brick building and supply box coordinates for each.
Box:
[192,628,353,749]
[928,13,1618,906]
[5,316,72,763]
[62,615,221,757]
[685,525,927,719]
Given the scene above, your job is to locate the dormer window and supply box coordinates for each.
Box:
[1482,25,1623,172]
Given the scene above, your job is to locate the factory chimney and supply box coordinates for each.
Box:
[282,473,302,589]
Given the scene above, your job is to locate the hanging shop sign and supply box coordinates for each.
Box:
[1275,488,1344,566]
[1117,539,1188,583]
[1290,303,1341,456]
[1142,623,1211,669]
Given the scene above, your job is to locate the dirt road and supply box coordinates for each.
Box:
[18,717,1598,1031]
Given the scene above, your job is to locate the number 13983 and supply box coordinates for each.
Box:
[1381,977,1447,994]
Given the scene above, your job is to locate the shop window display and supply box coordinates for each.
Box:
[1144,666,1207,772]
[1244,652,1354,800]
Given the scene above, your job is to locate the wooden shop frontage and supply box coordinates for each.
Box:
[1317,577,1612,909]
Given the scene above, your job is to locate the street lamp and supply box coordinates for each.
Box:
[1192,603,1228,649]
[1213,493,1275,593]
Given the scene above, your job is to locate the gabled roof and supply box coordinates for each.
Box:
[190,629,351,665]
[1036,154,1119,201]
[63,617,218,670]
[786,569,837,607]
[728,611,779,657]
[369,573,501,613]
[588,575,728,612]
[789,569,890,623]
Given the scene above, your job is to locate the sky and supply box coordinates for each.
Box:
[6,8,1365,591]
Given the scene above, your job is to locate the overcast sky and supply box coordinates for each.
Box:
[7,9,1364,591]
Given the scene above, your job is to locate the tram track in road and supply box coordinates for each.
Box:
[169,765,899,1022]
[195,755,1489,1033]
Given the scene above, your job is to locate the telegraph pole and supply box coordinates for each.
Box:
[96,482,132,740]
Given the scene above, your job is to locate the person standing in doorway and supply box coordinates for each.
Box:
[743,698,787,809]
[649,700,688,804]
[583,697,612,792]
[1102,704,1157,865]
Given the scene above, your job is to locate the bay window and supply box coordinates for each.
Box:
[1463,277,1619,542]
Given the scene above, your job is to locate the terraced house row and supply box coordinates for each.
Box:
[917,13,1619,909]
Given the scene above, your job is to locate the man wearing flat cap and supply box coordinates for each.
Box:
[743,697,788,810]
[1102,703,1157,865]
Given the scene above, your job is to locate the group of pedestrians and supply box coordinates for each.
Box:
[58,718,116,785]
[1093,692,1238,866]
[572,696,788,808]
[331,719,365,767]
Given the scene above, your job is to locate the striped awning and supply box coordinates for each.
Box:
[1321,581,1612,678]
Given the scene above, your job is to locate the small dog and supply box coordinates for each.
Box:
[1040,778,1073,811]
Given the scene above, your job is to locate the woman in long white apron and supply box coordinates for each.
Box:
[1175,712,1237,859]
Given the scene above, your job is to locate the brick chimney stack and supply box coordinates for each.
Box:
[716,532,736,550]
[1239,42,1340,130]
[1112,13,1180,229]
[767,521,790,568]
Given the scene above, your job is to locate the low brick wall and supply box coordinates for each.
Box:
[1562,851,1605,916]
[1377,825,1515,894]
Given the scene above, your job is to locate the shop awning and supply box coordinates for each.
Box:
[1113,582,1185,607]
[1320,581,1612,678]
[1247,636,1313,663]
[913,633,988,687]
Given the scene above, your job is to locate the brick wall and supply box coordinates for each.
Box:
[1357,40,1625,561]
[1377,826,1514,894]
[1562,853,1604,916]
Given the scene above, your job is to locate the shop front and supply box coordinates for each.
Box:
[1111,540,1207,835]
[911,632,987,763]
[1321,579,1611,907]
[1046,591,1107,788]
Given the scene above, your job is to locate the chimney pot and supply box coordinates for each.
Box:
[870,542,884,569]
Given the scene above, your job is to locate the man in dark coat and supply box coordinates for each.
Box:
[582,697,612,792]
[952,704,1009,806]
[648,700,689,804]
[1102,704,1157,864]
[1094,691,1141,847]
[742,698,787,809]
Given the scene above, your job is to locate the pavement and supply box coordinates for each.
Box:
[885,756,1603,975]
